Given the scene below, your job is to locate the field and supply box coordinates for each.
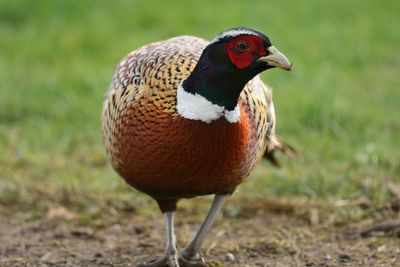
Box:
[0,0,399,266]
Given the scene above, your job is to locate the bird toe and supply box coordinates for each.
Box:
[137,254,180,267]
[178,255,207,267]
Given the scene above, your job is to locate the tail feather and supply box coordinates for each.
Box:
[264,138,297,167]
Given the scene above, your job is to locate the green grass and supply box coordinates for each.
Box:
[0,0,399,214]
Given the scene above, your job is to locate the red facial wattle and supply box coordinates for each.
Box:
[224,35,267,69]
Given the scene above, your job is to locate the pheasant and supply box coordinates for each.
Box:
[102,27,292,267]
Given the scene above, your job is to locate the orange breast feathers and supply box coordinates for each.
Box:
[110,101,258,199]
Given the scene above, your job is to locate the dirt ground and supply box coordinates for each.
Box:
[1,198,399,267]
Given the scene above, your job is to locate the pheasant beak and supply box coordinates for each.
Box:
[258,46,292,71]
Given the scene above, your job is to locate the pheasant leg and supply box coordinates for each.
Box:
[180,194,227,264]
[137,212,179,267]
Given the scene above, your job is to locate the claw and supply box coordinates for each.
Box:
[137,254,179,267]
[137,254,207,267]
[179,254,207,267]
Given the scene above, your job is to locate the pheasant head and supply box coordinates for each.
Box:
[178,27,291,123]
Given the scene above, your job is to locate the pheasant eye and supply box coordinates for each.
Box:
[235,40,249,52]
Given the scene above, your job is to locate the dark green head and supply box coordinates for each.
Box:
[183,27,291,110]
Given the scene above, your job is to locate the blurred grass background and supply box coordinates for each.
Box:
[0,0,399,218]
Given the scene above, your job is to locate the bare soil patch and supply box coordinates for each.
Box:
[1,198,399,267]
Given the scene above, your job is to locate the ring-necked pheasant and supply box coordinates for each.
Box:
[102,27,292,267]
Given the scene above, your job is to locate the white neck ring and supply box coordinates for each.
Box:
[176,82,240,124]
